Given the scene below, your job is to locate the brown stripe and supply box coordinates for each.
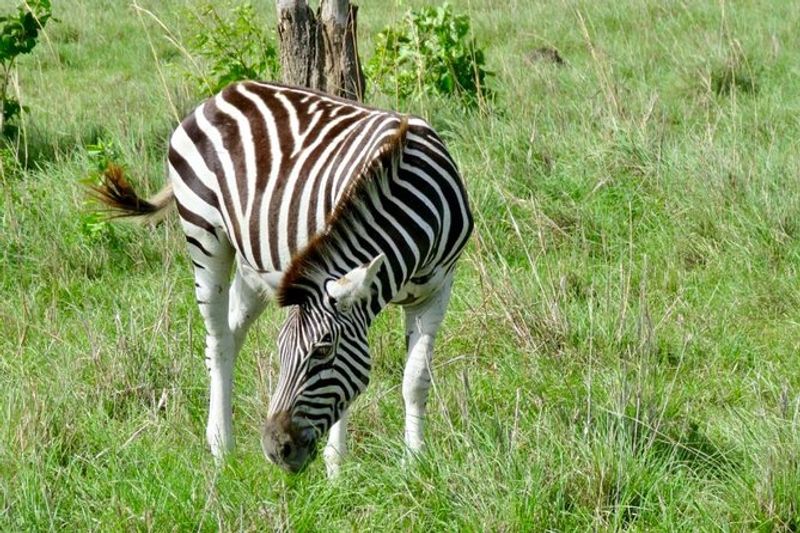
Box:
[281,88,317,138]
[226,86,272,270]
[287,110,365,254]
[322,117,382,218]
[218,85,250,216]
[183,101,245,255]
[233,86,273,271]
[168,143,219,210]
[305,130,350,243]
[277,116,409,307]
[176,202,217,237]
[186,235,212,257]
[248,84,296,270]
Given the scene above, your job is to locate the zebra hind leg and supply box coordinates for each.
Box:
[402,274,454,457]
[185,227,237,461]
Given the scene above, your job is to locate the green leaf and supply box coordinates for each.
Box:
[184,2,280,96]
[365,3,493,108]
[0,0,53,135]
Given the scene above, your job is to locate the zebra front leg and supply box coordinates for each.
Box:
[402,275,454,456]
[228,266,268,355]
[323,409,349,478]
[187,232,236,461]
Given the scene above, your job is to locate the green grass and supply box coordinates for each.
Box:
[2,0,800,529]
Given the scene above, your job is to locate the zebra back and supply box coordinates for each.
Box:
[169,81,472,311]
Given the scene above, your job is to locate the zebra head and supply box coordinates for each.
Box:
[262,254,385,472]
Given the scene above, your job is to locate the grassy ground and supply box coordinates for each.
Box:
[2,0,800,530]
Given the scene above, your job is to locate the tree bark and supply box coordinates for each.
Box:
[276,0,324,91]
[276,0,364,101]
[319,0,364,101]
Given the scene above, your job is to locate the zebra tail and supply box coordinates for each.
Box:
[89,164,174,224]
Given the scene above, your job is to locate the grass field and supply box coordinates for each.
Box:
[2,0,800,529]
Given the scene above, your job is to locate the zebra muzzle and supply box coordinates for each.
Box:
[261,412,317,473]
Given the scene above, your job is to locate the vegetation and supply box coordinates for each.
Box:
[366,2,491,107]
[0,0,52,136]
[2,0,800,530]
[184,1,279,96]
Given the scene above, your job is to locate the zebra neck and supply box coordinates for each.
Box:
[277,118,416,310]
[290,201,416,319]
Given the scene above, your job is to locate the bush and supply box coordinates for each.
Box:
[0,0,52,137]
[186,2,279,96]
[366,3,492,108]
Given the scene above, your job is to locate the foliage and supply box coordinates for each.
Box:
[0,0,52,137]
[366,3,492,108]
[79,138,122,241]
[186,2,279,96]
[0,143,21,181]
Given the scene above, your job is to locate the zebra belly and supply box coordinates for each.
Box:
[392,267,449,306]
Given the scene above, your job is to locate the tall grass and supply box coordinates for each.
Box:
[2,0,799,529]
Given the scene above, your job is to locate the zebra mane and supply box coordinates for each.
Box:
[276,115,410,307]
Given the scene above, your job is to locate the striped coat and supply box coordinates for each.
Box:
[169,82,471,297]
[93,81,473,473]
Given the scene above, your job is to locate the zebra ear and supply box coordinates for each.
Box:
[325,254,386,308]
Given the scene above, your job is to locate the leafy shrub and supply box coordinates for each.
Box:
[186,2,279,96]
[0,0,52,137]
[366,3,492,108]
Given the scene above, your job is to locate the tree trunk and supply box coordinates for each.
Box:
[319,0,364,101]
[276,0,364,101]
[276,0,324,91]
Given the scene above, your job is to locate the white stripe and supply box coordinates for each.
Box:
[238,84,283,270]
[216,89,258,265]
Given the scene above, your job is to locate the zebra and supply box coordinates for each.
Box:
[93,81,473,475]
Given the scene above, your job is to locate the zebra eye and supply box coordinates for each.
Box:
[308,334,334,364]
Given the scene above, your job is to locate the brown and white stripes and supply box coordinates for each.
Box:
[94,81,473,475]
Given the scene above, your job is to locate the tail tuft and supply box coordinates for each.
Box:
[88,164,173,224]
